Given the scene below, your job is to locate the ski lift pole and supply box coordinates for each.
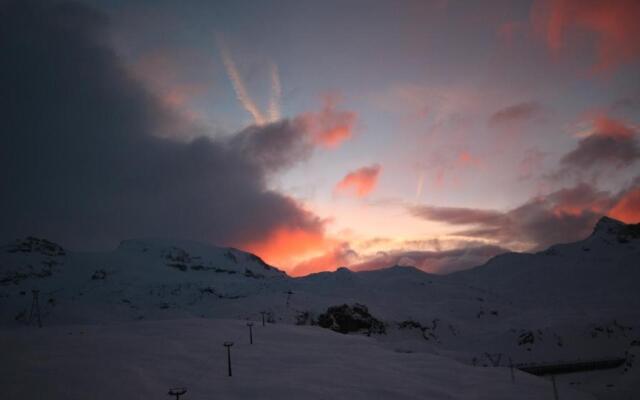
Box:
[168,388,187,400]
[509,357,515,383]
[551,375,559,400]
[260,311,266,326]
[247,322,254,344]
[224,341,234,377]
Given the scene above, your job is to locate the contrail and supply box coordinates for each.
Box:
[415,171,425,199]
[217,36,265,125]
[268,61,281,122]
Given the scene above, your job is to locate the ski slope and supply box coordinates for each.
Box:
[1,217,638,399]
[1,318,595,400]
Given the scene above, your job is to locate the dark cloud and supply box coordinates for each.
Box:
[489,101,542,126]
[229,120,313,174]
[559,119,639,171]
[410,183,623,250]
[410,206,506,227]
[0,1,322,250]
[612,93,640,112]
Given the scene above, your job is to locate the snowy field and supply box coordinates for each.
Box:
[2,217,638,399]
[1,318,595,400]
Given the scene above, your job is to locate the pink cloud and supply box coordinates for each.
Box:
[532,0,640,74]
[457,151,483,168]
[297,96,357,149]
[335,164,382,198]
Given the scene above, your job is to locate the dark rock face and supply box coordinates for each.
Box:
[317,303,385,335]
[4,237,65,257]
[91,269,107,280]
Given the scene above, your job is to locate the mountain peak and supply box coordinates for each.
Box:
[592,216,625,236]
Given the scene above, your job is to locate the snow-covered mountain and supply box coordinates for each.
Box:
[451,216,640,310]
[0,237,287,324]
[2,217,639,399]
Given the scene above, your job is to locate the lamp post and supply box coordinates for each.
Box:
[223,341,234,377]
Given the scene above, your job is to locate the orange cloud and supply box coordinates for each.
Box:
[239,226,333,274]
[297,96,357,149]
[290,243,356,277]
[335,164,382,198]
[609,188,640,223]
[532,0,640,73]
[552,200,608,218]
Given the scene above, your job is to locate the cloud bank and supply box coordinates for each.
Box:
[411,181,639,251]
[0,1,327,258]
[350,245,509,275]
[560,115,639,171]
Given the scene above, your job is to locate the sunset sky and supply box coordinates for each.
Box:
[1,0,639,276]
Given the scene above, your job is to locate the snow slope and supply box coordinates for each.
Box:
[1,217,639,399]
[1,318,595,400]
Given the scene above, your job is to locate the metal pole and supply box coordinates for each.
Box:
[260,311,266,326]
[551,375,559,400]
[509,357,515,383]
[168,388,186,400]
[224,342,234,377]
[247,322,254,344]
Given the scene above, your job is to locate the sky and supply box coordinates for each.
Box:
[1,0,639,276]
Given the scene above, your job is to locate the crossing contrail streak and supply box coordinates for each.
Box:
[268,61,281,122]
[217,37,265,125]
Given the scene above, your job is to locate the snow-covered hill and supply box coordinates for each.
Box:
[451,216,640,311]
[0,237,287,325]
[1,217,639,399]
